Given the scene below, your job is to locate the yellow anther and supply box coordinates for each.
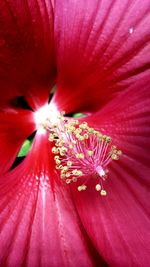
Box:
[78,135,84,141]
[59,146,67,156]
[66,179,71,184]
[54,155,59,160]
[76,153,84,159]
[88,127,94,133]
[62,166,68,172]
[69,119,76,124]
[67,126,76,133]
[67,161,72,167]
[55,141,62,147]
[100,190,107,196]
[64,123,69,129]
[87,150,94,156]
[102,135,107,141]
[72,140,77,145]
[72,169,83,176]
[76,133,81,139]
[58,165,63,169]
[60,173,66,178]
[77,186,82,191]
[77,170,83,176]
[60,173,65,178]
[56,138,65,147]
[55,159,61,165]
[52,147,58,154]
[93,130,98,135]
[74,120,79,125]
[112,149,117,154]
[48,134,55,141]
[61,146,67,152]
[105,136,112,143]
[111,154,119,160]
[66,172,71,177]
[79,122,88,129]
[112,145,117,150]
[77,185,87,191]
[96,132,103,139]
[117,150,122,155]
[72,169,78,175]
[81,185,87,191]
[75,128,82,134]
[84,133,89,139]
[95,184,101,191]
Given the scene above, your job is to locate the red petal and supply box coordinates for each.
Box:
[0,0,56,109]
[53,0,150,113]
[0,109,35,175]
[87,75,150,165]
[71,167,150,267]
[0,133,95,267]
[71,79,150,266]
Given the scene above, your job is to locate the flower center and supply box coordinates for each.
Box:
[34,104,60,134]
[44,111,122,196]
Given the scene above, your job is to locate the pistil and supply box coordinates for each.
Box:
[44,112,122,196]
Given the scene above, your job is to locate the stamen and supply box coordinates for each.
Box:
[44,112,122,196]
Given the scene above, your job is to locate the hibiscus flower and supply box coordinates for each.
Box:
[0,0,150,267]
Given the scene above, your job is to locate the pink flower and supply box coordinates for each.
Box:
[0,0,150,266]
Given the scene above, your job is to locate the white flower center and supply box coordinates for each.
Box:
[34,103,59,134]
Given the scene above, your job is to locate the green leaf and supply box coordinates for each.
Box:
[51,84,56,94]
[17,139,32,157]
[73,113,86,118]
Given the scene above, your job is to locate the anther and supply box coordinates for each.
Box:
[100,190,107,196]
[95,184,101,191]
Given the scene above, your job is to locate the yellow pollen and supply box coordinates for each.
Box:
[67,161,72,167]
[52,147,58,154]
[66,179,71,184]
[95,184,101,191]
[62,166,68,172]
[100,190,107,196]
[54,155,59,160]
[78,185,87,191]
[87,150,94,156]
[84,133,89,139]
[55,159,61,165]
[58,165,63,169]
[76,153,85,159]
[77,186,82,191]
[60,173,65,178]
[79,122,88,129]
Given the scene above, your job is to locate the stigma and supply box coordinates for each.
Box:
[45,112,122,196]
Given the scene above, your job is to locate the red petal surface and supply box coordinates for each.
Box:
[53,0,150,113]
[71,80,150,266]
[0,0,56,109]
[0,133,96,267]
[0,109,35,175]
